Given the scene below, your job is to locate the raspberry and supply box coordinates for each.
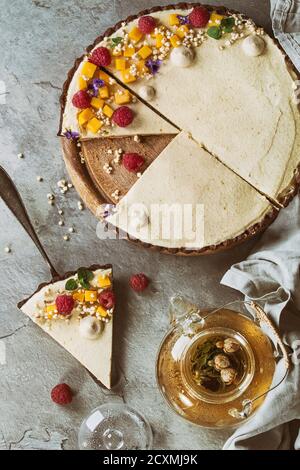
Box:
[89,46,111,67]
[138,16,156,34]
[130,273,149,292]
[72,90,91,109]
[98,290,115,309]
[122,153,144,173]
[188,6,210,28]
[51,383,73,405]
[56,294,75,316]
[112,106,134,127]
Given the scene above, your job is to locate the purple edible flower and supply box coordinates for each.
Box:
[89,78,105,97]
[177,14,190,25]
[145,59,162,75]
[64,130,79,140]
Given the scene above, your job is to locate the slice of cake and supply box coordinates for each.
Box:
[18,265,115,389]
[61,61,178,139]
[107,132,278,251]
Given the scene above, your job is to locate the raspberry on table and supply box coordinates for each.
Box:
[122,153,144,173]
[130,273,150,292]
[72,90,91,109]
[188,6,210,28]
[89,46,112,67]
[51,383,73,405]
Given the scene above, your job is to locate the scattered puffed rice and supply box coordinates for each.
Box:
[36,176,43,182]
[63,235,70,241]
[4,246,11,253]
[18,153,24,159]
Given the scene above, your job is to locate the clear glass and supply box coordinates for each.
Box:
[78,403,153,450]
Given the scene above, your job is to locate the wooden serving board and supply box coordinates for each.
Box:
[61,134,174,216]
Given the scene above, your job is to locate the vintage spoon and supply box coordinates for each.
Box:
[0,165,60,278]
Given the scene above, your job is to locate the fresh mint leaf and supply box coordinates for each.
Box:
[221,17,235,33]
[207,26,222,40]
[65,279,78,291]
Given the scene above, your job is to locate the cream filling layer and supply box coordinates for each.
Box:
[20,268,113,388]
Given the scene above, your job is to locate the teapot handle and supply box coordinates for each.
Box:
[228,301,290,420]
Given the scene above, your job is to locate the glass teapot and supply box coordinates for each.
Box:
[156,295,290,429]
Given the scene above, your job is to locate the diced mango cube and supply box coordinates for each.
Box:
[97,306,108,318]
[45,304,58,313]
[136,59,147,74]
[98,275,112,288]
[73,291,85,302]
[98,70,110,83]
[114,89,131,105]
[78,108,94,127]
[208,12,224,26]
[78,76,87,90]
[115,57,127,70]
[86,117,103,133]
[176,25,189,38]
[121,69,137,83]
[170,34,181,47]
[156,33,164,48]
[99,86,110,99]
[169,13,180,26]
[124,46,135,57]
[91,97,104,109]
[137,45,153,59]
[81,61,97,78]
[103,105,113,118]
[84,290,97,302]
[112,48,122,57]
[129,26,143,43]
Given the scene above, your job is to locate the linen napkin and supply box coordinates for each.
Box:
[221,194,300,450]
[271,0,300,71]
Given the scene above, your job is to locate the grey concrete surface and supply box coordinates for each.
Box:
[0,0,271,450]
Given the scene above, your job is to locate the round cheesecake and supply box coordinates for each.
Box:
[59,3,300,255]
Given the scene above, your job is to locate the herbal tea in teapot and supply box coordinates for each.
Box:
[156,296,289,429]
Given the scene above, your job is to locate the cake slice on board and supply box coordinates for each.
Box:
[107,132,278,251]
[18,265,115,389]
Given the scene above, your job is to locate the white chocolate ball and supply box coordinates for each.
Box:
[129,206,149,230]
[79,316,103,339]
[138,85,156,101]
[170,46,194,67]
[242,35,265,56]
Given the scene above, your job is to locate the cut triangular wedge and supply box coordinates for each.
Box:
[61,60,178,140]
[18,265,114,389]
[107,132,278,250]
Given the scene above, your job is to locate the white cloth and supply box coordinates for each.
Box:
[221,195,300,450]
[271,0,300,71]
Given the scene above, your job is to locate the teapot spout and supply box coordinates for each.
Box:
[169,295,201,325]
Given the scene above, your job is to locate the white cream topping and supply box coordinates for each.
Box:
[170,46,194,67]
[79,316,103,339]
[242,35,265,56]
[128,204,149,231]
[138,85,156,101]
